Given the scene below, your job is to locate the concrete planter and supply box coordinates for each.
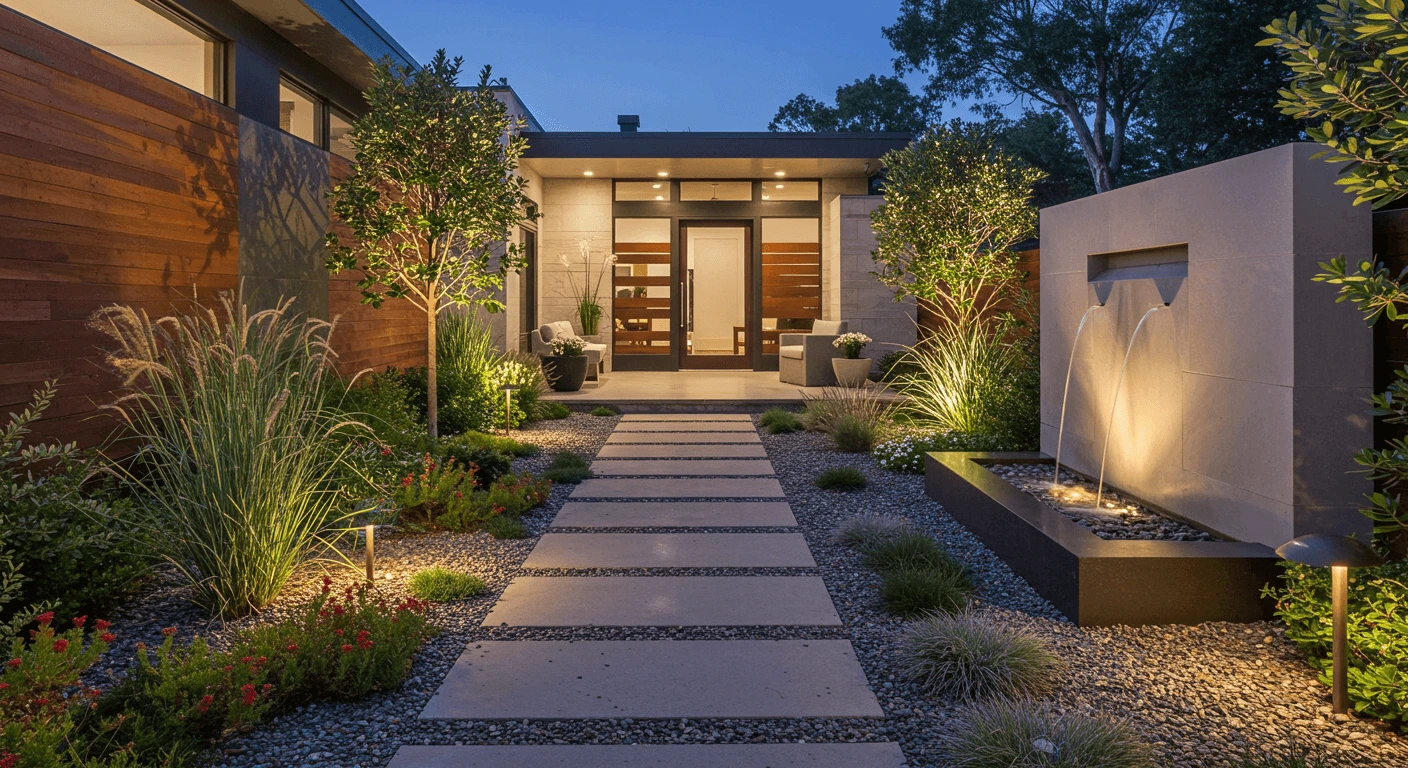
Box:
[831,357,871,388]
[924,451,1279,627]
[543,355,589,392]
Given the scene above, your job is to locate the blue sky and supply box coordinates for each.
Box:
[356,0,931,132]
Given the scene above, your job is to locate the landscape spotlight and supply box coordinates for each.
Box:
[364,524,375,583]
[1275,534,1383,715]
[501,385,520,433]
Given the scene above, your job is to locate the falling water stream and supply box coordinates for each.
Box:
[1052,304,1104,487]
[1094,304,1169,510]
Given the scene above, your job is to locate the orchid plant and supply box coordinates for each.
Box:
[560,239,616,336]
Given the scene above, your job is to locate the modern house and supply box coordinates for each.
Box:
[1,0,913,446]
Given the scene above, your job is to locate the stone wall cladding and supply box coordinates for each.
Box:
[837,195,915,358]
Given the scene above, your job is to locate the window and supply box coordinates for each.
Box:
[761,218,822,354]
[762,181,819,201]
[280,78,321,145]
[615,181,671,202]
[9,0,224,101]
[679,181,752,201]
[329,108,356,161]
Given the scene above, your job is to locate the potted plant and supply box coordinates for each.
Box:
[543,336,590,392]
[831,332,873,387]
[561,239,615,337]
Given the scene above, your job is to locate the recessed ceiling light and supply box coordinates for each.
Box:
[762,195,770,200]
[652,183,661,189]
[775,184,784,189]
[657,171,669,177]
[655,195,663,200]
[774,171,786,177]
[583,171,594,176]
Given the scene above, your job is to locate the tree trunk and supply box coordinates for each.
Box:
[426,295,438,439]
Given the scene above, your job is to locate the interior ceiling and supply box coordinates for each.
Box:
[9,0,202,46]
[520,157,878,179]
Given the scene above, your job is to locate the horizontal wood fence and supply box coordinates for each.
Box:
[917,247,1041,338]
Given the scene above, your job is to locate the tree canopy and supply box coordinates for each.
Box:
[769,75,933,132]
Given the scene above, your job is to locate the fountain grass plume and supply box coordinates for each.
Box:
[90,293,367,618]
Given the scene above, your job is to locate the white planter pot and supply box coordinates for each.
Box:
[832,357,872,388]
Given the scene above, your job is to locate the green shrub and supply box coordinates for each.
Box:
[759,408,801,434]
[542,451,592,484]
[897,611,1061,700]
[400,315,546,435]
[1266,559,1408,728]
[877,350,918,382]
[454,430,540,457]
[833,513,911,550]
[435,434,513,488]
[485,515,528,539]
[943,699,1153,768]
[537,401,571,420]
[408,567,486,602]
[91,295,364,619]
[589,406,616,417]
[815,466,867,491]
[394,455,549,532]
[873,430,1006,473]
[1237,742,1332,768]
[333,369,422,444]
[863,532,960,574]
[831,413,877,452]
[881,567,973,617]
[0,383,148,631]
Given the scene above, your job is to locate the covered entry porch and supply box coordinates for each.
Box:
[539,370,900,410]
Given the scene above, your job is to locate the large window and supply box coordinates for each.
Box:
[9,0,224,101]
[279,78,321,145]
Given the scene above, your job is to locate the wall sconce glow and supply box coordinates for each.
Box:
[583,171,594,176]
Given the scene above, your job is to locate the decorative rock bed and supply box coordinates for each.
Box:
[988,463,1219,541]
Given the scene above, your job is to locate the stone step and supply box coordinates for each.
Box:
[550,501,797,528]
[606,432,761,444]
[589,459,774,476]
[614,422,756,432]
[483,576,840,626]
[420,640,884,720]
[388,743,909,768]
[570,478,784,499]
[523,533,815,568]
[620,413,753,422]
[596,443,768,459]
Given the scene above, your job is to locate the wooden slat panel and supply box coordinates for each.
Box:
[614,307,671,319]
[762,242,820,253]
[613,345,672,355]
[614,242,671,253]
[763,253,819,265]
[615,253,670,264]
[762,265,820,279]
[763,299,823,317]
[613,330,672,342]
[614,275,671,287]
[761,285,820,298]
[613,297,670,309]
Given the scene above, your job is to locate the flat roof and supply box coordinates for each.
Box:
[521,132,912,160]
[234,0,417,90]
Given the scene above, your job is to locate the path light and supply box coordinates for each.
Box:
[1274,534,1383,715]
[501,385,520,433]
[364,524,375,583]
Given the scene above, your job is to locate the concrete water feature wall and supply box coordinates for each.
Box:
[1040,143,1374,549]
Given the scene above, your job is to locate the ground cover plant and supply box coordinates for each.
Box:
[815,466,867,491]
[758,408,801,434]
[485,515,528,539]
[897,611,1061,700]
[537,402,571,420]
[873,429,1005,473]
[943,698,1154,767]
[832,513,911,550]
[394,454,549,533]
[881,567,973,617]
[801,387,888,452]
[863,532,959,573]
[541,451,592,484]
[91,295,364,619]
[408,568,486,602]
[589,406,616,417]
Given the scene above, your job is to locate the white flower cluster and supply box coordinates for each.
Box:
[832,332,873,350]
[549,336,587,356]
[873,430,1004,473]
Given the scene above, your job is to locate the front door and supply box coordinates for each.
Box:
[678,221,752,369]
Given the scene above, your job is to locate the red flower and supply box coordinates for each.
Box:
[5,659,19,669]
[340,644,354,653]
[381,447,392,456]
[286,643,298,652]
[240,683,257,706]
[52,639,69,653]
[161,627,177,637]
[35,612,53,626]
[198,694,213,713]
[0,683,8,691]
[95,619,111,630]
[334,628,344,636]
[262,683,273,691]
[401,475,414,487]
[34,697,48,706]
[241,656,254,664]
[1,751,18,768]
[333,605,345,616]
[100,633,116,643]
[72,616,86,628]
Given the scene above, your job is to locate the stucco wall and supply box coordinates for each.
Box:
[1040,143,1373,547]
[836,195,915,358]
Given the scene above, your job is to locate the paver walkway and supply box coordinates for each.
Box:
[400,414,901,766]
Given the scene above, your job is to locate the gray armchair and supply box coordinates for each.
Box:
[531,321,606,381]
[778,320,849,387]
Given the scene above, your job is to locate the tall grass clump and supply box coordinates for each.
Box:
[944,699,1154,768]
[833,513,910,550]
[864,532,960,574]
[898,330,1039,451]
[759,408,801,434]
[815,466,867,491]
[801,386,891,434]
[897,611,1062,700]
[91,295,365,618]
[881,567,972,617]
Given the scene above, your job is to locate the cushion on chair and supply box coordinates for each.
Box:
[551,320,576,339]
[538,323,557,342]
[811,320,847,335]
[779,345,804,360]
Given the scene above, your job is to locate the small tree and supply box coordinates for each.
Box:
[870,121,1044,337]
[327,51,537,437]
[1261,0,1408,208]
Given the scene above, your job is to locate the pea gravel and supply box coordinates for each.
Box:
[84,412,1408,767]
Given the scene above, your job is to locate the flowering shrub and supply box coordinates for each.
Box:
[873,430,1005,473]
[832,332,872,359]
[0,613,121,766]
[548,336,587,357]
[393,454,548,532]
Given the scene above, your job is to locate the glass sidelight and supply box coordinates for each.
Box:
[612,219,673,358]
[680,222,751,368]
[761,218,822,356]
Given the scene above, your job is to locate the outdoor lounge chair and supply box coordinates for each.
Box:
[778,320,848,387]
[531,321,607,381]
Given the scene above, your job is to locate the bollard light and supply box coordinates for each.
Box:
[501,385,520,434]
[364,524,375,583]
[1275,534,1383,715]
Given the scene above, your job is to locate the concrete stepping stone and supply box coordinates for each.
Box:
[606,431,761,444]
[550,501,797,528]
[389,743,909,768]
[420,640,884,720]
[483,576,840,626]
[523,533,815,568]
[614,422,756,432]
[589,459,774,476]
[570,478,783,499]
[597,443,768,458]
[620,413,753,422]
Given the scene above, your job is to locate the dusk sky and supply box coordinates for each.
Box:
[355,0,941,132]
